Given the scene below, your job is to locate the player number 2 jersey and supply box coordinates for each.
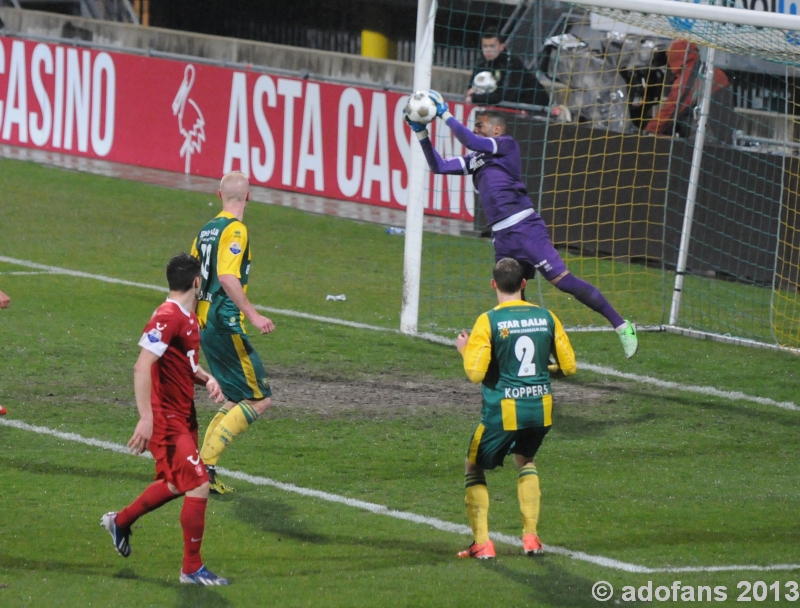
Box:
[138,299,201,435]
[190,211,251,334]
[462,301,576,430]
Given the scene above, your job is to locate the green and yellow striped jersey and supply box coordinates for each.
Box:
[461,300,576,430]
[190,211,251,335]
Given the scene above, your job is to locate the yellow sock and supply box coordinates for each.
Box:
[517,464,541,536]
[201,407,229,465]
[464,473,489,545]
[199,402,259,465]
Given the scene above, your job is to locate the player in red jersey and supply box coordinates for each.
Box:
[100,253,230,585]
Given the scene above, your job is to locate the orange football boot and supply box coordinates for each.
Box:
[457,540,496,559]
[523,534,543,556]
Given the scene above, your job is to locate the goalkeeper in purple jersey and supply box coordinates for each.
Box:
[406,93,638,358]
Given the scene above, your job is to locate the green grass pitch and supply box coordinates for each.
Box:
[1,157,800,607]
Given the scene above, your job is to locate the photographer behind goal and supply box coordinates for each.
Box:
[466,28,546,107]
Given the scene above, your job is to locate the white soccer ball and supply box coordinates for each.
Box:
[404,91,438,125]
[472,71,498,95]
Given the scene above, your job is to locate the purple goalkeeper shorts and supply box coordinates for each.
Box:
[492,213,567,281]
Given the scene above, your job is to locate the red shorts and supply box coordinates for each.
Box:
[148,429,209,494]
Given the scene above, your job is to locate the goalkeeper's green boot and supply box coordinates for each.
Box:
[617,321,638,359]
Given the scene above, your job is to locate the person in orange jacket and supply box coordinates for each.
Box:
[645,40,731,140]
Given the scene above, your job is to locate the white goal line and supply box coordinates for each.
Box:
[1,417,798,574]
[1,254,797,411]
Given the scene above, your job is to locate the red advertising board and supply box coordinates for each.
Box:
[0,36,476,220]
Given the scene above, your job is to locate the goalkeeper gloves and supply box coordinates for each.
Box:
[428,90,453,121]
[404,115,429,139]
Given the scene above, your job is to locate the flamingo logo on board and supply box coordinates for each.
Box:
[171,64,206,174]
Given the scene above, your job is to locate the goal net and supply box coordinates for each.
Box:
[408,0,800,351]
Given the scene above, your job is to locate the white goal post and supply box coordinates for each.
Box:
[401,0,437,335]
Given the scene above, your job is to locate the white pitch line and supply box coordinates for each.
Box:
[1,255,797,412]
[2,417,797,574]
[580,364,800,411]
[0,256,398,332]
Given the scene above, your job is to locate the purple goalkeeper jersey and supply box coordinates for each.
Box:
[419,116,535,226]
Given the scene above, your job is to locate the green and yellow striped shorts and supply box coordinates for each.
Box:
[200,330,272,403]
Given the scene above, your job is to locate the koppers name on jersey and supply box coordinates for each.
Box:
[504,384,550,399]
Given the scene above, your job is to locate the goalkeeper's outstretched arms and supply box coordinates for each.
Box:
[405,114,468,176]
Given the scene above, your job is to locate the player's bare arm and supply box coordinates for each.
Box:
[0,290,10,309]
[130,348,159,455]
[456,331,470,354]
[193,366,225,403]
[218,273,275,334]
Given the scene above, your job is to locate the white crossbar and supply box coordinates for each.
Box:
[573,0,800,30]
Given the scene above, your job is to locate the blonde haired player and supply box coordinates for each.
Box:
[456,258,576,558]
